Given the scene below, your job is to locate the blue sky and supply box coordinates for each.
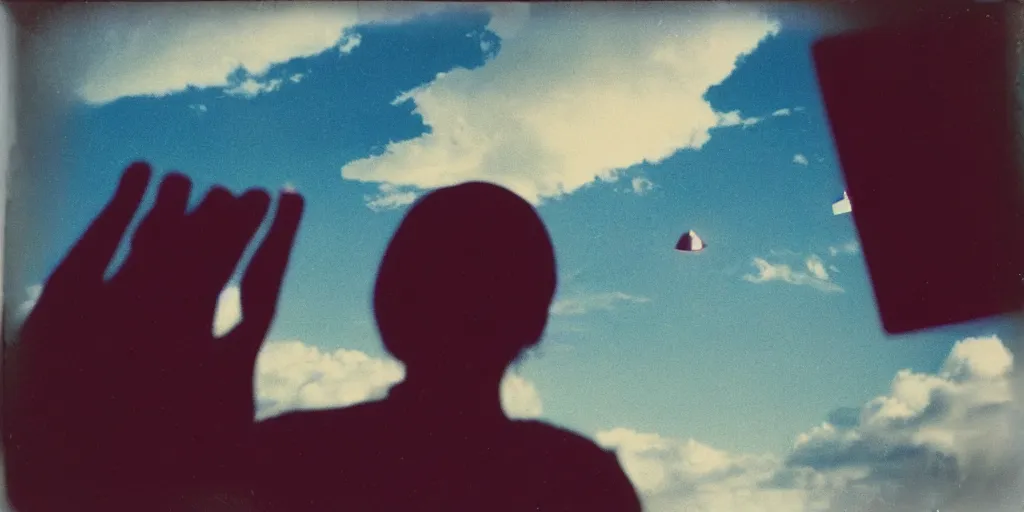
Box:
[8,4,1021,511]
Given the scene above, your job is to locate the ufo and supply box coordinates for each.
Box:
[675,230,705,252]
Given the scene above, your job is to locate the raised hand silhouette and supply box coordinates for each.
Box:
[3,162,304,511]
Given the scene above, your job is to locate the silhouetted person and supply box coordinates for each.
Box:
[238,182,642,512]
[3,162,305,511]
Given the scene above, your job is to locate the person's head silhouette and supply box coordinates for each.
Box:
[373,182,556,415]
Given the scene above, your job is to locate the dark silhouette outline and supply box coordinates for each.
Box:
[2,162,305,511]
[2,166,638,511]
[236,182,642,512]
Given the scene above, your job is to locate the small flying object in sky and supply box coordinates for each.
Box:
[832,191,852,216]
[675,230,705,252]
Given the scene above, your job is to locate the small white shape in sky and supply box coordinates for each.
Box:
[793,154,808,166]
[226,77,283,98]
[717,110,761,128]
[631,177,654,196]
[832,191,852,216]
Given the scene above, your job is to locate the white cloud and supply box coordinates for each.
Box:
[792,154,808,166]
[631,177,655,196]
[225,77,283,98]
[783,335,1021,512]
[599,335,1023,512]
[340,4,781,205]
[826,241,859,257]
[717,110,763,128]
[254,339,543,420]
[337,31,362,54]
[550,291,651,316]
[189,103,208,113]
[288,73,305,84]
[46,2,483,105]
[770,106,805,117]
[597,428,810,512]
[213,285,241,337]
[254,340,405,420]
[500,373,543,419]
[742,254,843,293]
[365,183,419,212]
[54,3,361,104]
[804,255,828,280]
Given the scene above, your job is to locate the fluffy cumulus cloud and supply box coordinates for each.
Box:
[597,429,812,512]
[793,153,809,166]
[600,335,1024,512]
[41,3,780,206]
[743,254,843,293]
[254,339,543,420]
[42,2,480,105]
[550,291,651,316]
[254,340,405,419]
[342,4,782,206]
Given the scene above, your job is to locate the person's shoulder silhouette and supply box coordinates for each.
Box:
[240,182,642,512]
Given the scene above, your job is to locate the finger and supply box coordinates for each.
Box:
[131,172,192,252]
[112,173,193,283]
[175,186,236,308]
[47,162,151,293]
[236,189,273,249]
[223,191,304,353]
[190,188,271,300]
